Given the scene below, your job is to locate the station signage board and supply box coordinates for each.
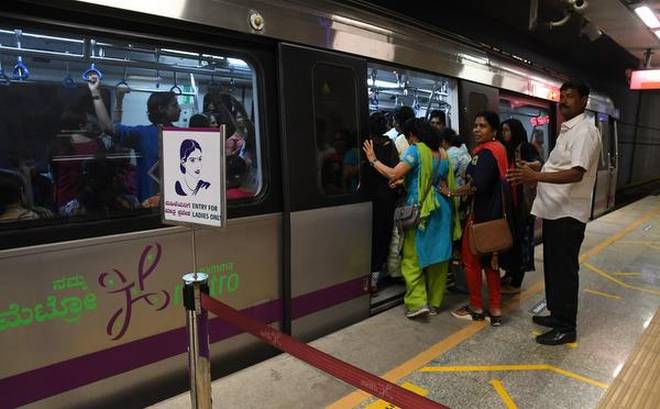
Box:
[160,127,226,228]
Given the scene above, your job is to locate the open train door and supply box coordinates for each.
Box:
[278,43,371,340]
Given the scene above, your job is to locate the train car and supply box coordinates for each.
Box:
[0,1,620,407]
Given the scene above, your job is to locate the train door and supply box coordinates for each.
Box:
[499,93,555,240]
[278,44,371,340]
[592,113,617,217]
[459,80,499,146]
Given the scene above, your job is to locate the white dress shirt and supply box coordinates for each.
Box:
[531,113,601,223]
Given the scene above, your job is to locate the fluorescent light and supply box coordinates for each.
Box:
[634,6,660,29]
[655,30,660,40]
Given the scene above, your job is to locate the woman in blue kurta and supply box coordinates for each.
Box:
[364,118,453,318]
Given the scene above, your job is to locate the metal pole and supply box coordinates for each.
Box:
[183,266,211,407]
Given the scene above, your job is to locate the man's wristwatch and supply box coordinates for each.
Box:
[370,159,378,166]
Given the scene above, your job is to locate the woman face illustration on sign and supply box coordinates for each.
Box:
[175,139,211,196]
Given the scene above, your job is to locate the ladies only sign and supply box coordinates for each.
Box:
[160,127,226,228]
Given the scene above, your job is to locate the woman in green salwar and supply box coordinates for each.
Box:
[363,118,454,318]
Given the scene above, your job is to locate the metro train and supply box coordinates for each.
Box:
[0,1,621,407]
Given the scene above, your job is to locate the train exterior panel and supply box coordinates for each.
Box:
[0,0,625,406]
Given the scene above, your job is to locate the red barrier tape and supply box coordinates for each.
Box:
[201,294,449,409]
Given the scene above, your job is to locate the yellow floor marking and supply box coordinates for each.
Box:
[531,330,577,348]
[327,208,655,409]
[578,209,659,264]
[419,365,608,389]
[488,379,519,409]
[364,382,428,409]
[584,288,622,300]
[612,272,641,277]
[583,263,660,296]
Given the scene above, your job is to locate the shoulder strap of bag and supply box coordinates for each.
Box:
[418,160,439,205]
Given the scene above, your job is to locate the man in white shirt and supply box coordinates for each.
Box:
[389,106,414,155]
[508,79,601,346]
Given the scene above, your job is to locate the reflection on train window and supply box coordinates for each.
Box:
[367,63,459,132]
[499,97,551,161]
[0,26,262,227]
[313,63,360,195]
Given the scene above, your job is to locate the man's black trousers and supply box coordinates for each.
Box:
[542,217,586,331]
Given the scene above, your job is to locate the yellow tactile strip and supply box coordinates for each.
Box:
[597,309,660,409]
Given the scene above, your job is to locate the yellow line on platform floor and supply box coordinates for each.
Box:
[612,272,641,277]
[420,365,609,389]
[364,382,428,409]
[488,379,519,409]
[578,210,659,263]
[583,263,660,296]
[584,288,622,300]
[327,208,657,409]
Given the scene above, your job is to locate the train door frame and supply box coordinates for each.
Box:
[458,80,499,147]
[278,43,371,340]
[591,112,618,218]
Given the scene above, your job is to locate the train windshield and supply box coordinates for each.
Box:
[0,26,262,227]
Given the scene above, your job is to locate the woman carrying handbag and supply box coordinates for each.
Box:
[363,118,453,319]
[441,111,512,326]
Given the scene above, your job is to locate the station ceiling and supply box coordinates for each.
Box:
[342,0,657,83]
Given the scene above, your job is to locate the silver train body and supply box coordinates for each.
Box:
[0,0,619,407]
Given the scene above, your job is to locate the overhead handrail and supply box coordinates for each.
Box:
[12,30,29,80]
[170,70,182,95]
[154,48,161,88]
[0,56,10,86]
[82,40,103,81]
[62,60,75,88]
[115,44,131,93]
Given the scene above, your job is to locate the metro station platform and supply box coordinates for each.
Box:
[152,195,660,409]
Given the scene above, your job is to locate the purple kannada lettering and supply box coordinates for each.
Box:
[98,243,171,340]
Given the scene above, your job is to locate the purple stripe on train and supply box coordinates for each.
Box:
[0,276,368,408]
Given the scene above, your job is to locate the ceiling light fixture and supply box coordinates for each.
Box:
[634,5,660,29]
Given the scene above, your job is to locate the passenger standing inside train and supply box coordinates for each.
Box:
[499,119,541,294]
[363,112,400,292]
[439,127,471,293]
[363,118,452,318]
[508,79,601,345]
[87,75,181,203]
[429,110,446,132]
[442,111,509,326]
[391,106,415,155]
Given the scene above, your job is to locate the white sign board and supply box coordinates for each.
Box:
[160,127,226,228]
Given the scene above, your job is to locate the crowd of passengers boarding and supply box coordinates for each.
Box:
[0,74,258,223]
[364,79,601,345]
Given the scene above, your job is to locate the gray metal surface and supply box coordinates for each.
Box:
[292,295,370,341]
[0,213,281,407]
[290,202,371,298]
[74,0,617,116]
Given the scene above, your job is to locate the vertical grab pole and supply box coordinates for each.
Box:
[183,267,212,409]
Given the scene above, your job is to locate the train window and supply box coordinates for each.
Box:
[367,63,459,132]
[499,97,552,161]
[313,63,360,195]
[0,26,262,227]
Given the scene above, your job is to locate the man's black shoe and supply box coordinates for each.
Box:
[532,315,562,328]
[535,328,576,346]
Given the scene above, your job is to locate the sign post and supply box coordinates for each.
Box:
[160,125,226,409]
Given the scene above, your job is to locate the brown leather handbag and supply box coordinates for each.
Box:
[468,184,513,256]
